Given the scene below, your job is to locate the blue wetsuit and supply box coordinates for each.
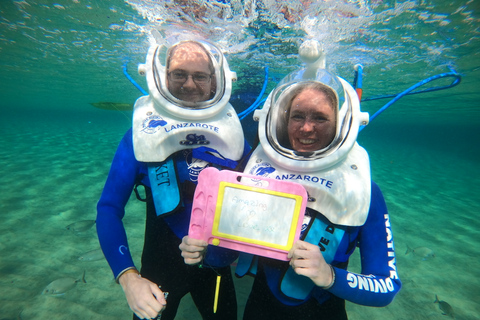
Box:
[96,128,244,320]
[241,181,401,320]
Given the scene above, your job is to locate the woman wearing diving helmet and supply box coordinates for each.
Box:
[179,40,401,319]
[237,56,402,319]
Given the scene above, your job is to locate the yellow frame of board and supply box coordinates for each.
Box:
[211,181,304,251]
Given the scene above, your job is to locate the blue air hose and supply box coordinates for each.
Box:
[361,68,461,102]
[238,66,269,120]
[359,69,461,132]
[122,62,148,95]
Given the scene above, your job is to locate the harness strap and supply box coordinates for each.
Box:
[133,173,148,202]
[143,146,251,217]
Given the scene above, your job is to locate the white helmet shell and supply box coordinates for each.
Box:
[133,39,244,163]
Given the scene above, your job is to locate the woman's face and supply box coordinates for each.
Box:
[287,88,336,152]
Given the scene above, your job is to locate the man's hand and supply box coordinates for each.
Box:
[119,270,166,319]
[179,236,208,265]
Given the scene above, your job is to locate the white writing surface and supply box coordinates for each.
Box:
[216,186,297,247]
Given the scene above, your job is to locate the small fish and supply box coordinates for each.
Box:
[405,245,435,260]
[66,220,96,233]
[434,295,455,318]
[42,271,86,296]
[78,248,105,262]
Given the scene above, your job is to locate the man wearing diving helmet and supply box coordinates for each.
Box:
[97,39,247,320]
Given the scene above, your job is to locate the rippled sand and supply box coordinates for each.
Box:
[1,110,478,319]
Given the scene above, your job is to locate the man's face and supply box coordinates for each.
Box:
[287,88,336,152]
[167,43,214,103]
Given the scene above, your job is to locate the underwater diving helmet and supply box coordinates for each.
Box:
[138,39,237,120]
[132,39,244,163]
[254,45,370,172]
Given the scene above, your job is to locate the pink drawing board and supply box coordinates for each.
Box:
[188,167,307,261]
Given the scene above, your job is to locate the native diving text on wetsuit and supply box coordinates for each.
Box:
[346,214,398,293]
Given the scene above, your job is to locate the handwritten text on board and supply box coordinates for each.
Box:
[217,187,297,246]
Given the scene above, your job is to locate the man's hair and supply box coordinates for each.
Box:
[166,40,214,73]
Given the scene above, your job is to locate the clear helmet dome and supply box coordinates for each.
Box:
[138,39,236,120]
[255,67,369,172]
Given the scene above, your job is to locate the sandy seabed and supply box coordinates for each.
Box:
[1,111,478,320]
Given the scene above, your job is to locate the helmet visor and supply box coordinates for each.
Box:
[152,40,226,109]
[266,70,352,160]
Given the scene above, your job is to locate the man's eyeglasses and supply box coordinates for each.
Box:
[168,71,212,85]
